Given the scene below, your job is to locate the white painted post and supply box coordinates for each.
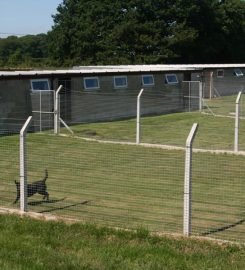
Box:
[39,90,42,131]
[183,123,198,237]
[54,85,63,135]
[234,91,242,152]
[209,72,213,99]
[188,82,191,112]
[20,116,32,212]
[199,82,203,112]
[59,117,74,135]
[136,88,144,144]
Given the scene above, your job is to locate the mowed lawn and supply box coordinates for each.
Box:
[66,111,245,151]
[0,125,245,243]
[202,94,245,117]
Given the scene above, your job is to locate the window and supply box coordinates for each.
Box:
[114,76,128,89]
[233,68,243,77]
[31,79,50,91]
[165,74,178,84]
[217,69,224,78]
[84,77,100,90]
[142,75,154,86]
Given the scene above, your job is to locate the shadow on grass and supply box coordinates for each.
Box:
[27,197,90,214]
[28,198,66,206]
[38,199,90,214]
[200,218,245,236]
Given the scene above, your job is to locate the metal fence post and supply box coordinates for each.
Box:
[234,91,242,152]
[199,82,203,112]
[183,123,198,236]
[39,90,42,132]
[54,85,63,135]
[136,88,144,144]
[20,116,32,212]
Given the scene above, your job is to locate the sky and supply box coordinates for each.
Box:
[0,0,63,38]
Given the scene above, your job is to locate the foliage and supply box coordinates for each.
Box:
[0,34,50,68]
[48,0,245,65]
[0,0,245,67]
[1,111,245,243]
[48,0,196,65]
[174,0,245,63]
[0,214,244,270]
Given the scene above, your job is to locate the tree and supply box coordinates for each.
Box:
[48,0,199,65]
[0,34,49,68]
[1,0,244,67]
[7,48,23,66]
[170,0,245,63]
[216,0,245,63]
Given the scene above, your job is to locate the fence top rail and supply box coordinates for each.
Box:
[31,90,55,93]
[182,81,201,83]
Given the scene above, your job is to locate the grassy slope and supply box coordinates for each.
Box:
[1,111,245,242]
[0,134,185,233]
[0,131,245,243]
[67,111,245,150]
[0,214,244,270]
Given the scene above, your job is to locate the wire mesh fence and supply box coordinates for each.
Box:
[202,94,238,117]
[0,120,23,210]
[54,85,245,153]
[0,118,29,135]
[26,131,185,233]
[26,81,245,152]
[61,91,184,121]
[192,151,245,242]
[30,90,54,132]
[57,83,200,144]
[1,83,245,243]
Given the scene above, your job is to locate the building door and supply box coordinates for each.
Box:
[58,78,72,122]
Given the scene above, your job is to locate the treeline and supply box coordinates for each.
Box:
[0,34,50,68]
[1,0,245,68]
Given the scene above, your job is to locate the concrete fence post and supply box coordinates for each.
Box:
[54,85,63,135]
[39,90,42,132]
[234,91,242,152]
[136,88,144,144]
[183,123,198,236]
[20,116,32,212]
[199,82,203,112]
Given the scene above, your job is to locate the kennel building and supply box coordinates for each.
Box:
[0,64,244,133]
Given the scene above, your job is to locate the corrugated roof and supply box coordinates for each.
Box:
[0,64,245,78]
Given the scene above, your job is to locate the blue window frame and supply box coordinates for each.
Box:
[142,75,154,86]
[114,76,128,89]
[84,77,100,90]
[31,79,50,91]
[165,74,178,84]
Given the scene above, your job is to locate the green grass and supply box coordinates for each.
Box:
[0,128,245,243]
[1,106,245,243]
[65,111,245,151]
[0,214,244,270]
[0,134,185,232]
[202,95,238,116]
